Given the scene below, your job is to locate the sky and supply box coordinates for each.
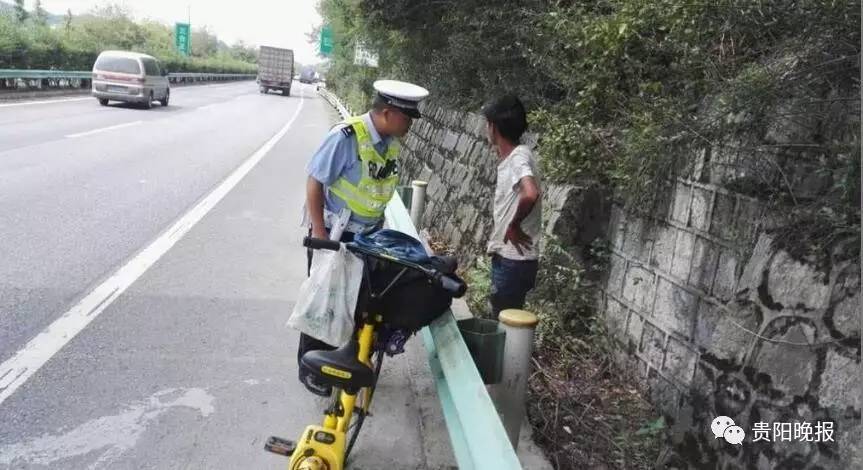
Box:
[27,0,325,64]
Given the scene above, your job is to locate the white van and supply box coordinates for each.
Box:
[92,51,170,109]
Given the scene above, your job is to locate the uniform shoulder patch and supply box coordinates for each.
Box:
[340,125,356,138]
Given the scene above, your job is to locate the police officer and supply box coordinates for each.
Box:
[299,79,429,396]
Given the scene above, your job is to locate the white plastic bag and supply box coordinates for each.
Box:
[287,247,363,347]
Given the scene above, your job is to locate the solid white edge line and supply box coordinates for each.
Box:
[0,90,306,406]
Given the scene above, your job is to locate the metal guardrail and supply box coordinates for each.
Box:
[0,69,255,91]
[317,87,353,119]
[0,69,92,79]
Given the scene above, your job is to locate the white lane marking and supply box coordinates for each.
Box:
[0,92,305,406]
[0,97,91,108]
[0,388,214,467]
[65,121,143,138]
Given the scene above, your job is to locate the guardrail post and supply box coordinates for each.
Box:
[494,309,539,449]
[409,180,428,229]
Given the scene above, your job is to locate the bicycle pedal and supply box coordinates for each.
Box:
[264,436,296,457]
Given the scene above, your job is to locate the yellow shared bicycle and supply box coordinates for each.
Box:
[266,232,466,470]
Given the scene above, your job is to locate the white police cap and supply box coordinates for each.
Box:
[373,79,429,118]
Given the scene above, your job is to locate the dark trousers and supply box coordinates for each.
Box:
[297,230,357,369]
[489,254,539,317]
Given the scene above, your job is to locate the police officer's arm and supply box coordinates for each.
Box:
[305,129,352,240]
[306,178,328,240]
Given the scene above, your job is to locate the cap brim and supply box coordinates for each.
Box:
[400,107,421,119]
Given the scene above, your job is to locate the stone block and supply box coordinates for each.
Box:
[671,231,695,281]
[622,217,650,262]
[664,336,699,387]
[689,236,720,292]
[694,300,758,363]
[443,130,460,152]
[689,187,712,231]
[622,265,656,314]
[818,350,861,410]
[650,224,677,274]
[653,278,697,338]
[418,164,433,185]
[455,134,473,156]
[641,322,667,369]
[751,322,817,397]
[712,249,739,302]
[671,182,692,224]
[765,250,831,310]
[610,209,627,250]
[431,151,445,172]
[833,290,861,338]
[606,253,627,297]
[709,192,736,241]
[450,223,463,247]
[626,310,646,350]
[605,297,629,341]
[458,207,475,233]
[472,114,487,138]
[738,234,774,293]
[692,147,708,181]
[733,197,764,246]
[647,368,681,417]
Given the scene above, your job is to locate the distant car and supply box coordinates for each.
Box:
[91,51,170,109]
[299,68,316,84]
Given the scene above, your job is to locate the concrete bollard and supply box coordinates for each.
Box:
[409,180,428,230]
[495,309,539,449]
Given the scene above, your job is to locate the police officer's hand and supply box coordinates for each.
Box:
[311,226,328,240]
[504,222,532,255]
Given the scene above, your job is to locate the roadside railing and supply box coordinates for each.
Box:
[0,69,256,93]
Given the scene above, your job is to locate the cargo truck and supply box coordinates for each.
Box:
[257,46,294,96]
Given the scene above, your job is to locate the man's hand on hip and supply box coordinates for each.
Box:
[504,221,532,255]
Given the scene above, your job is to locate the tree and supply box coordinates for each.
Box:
[13,0,27,23]
[64,9,72,31]
[34,0,49,26]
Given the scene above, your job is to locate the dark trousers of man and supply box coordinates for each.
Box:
[489,254,539,316]
[296,230,357,373]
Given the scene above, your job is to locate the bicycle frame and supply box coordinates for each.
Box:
[285,322,376,470]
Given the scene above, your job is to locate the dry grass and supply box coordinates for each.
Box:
[527,338,664,470]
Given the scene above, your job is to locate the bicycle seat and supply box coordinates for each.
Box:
[300,340,374,393]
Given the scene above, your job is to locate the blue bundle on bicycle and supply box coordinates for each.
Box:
[352,229,430,263]
[353,230,463,332]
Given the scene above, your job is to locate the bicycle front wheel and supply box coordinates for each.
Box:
[344,349,384,460]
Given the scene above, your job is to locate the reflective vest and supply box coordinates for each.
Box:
[328,116,400,219]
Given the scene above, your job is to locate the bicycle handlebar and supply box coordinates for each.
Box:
[302,236,466,298]
[436,273,467,297]
[302,236,341,251]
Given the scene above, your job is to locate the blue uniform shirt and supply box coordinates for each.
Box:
[306,113,393,228]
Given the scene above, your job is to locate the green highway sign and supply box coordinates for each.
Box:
[175,23,191,56]
[320,25,333,56]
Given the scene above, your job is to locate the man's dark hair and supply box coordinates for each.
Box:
[481,95,527,144]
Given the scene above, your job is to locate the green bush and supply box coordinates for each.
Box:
[0,7,256,73]
[318,0,860,256]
